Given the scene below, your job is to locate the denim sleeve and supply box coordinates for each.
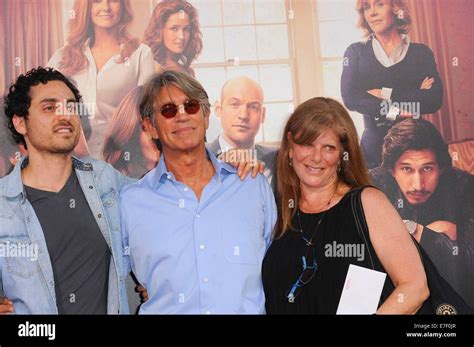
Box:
[0,262,3,295]
[119,190,132,278]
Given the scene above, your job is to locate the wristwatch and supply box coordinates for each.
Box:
[403,220,418,235]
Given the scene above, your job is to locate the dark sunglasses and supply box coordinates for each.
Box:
[159,99,201,119]
[286,247,317,303]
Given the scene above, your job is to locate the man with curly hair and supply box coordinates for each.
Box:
[0,67,132,314]
[0,67,263,315]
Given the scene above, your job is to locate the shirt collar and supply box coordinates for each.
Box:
[3,155,93,199]
[371,33,410,66]
[370,33,410,44]
[218,135,234,154]
[152,148,237,190]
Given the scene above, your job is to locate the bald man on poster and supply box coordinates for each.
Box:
[208,76,277,184]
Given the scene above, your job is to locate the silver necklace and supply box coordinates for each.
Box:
[297,185,338,246]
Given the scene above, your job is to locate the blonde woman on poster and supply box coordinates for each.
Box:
[143,0,203,77]
[341,0,443,169]
[48,0,155,157]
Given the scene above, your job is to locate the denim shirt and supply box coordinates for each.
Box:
[0,156,133,314]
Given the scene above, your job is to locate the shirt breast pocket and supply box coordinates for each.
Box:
[101,188,117,207]
[1,235,41,279]
[222,228,263,266]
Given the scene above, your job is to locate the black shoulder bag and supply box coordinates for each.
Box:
[350,186,473,315]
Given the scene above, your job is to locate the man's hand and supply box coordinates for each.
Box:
[426,220,457,241]
[0,296,14,314]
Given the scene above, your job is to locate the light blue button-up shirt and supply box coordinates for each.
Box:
[120,150,277,314]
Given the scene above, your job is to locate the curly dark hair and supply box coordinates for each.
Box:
[3,67,82,148]
[381,118,452,170]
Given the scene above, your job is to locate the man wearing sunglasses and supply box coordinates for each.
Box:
[120,70,277,314]
[210,76,277,184]
[0,68,264,315]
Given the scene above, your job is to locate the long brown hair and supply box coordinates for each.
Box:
[143,0,202,73]
[102,86,153,177]
[356,0,412,38]
[59,0,139,75]
[275,97,372,239]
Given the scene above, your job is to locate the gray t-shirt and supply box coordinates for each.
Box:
[25,170,110,314]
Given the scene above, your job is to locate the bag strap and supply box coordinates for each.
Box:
[350,186,376,270]
[351,185,426,269]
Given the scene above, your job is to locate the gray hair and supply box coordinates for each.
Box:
[139,70,211,124]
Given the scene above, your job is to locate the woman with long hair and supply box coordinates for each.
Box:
[102,86,160,179]
[48,0,155,157]
[262,97,429,314]
[143,0,203,76]
[341,0,443,169]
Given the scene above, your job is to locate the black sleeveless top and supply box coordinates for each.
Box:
[262,187,388,314]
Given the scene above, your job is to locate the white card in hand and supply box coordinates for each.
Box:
[336,264,386,314]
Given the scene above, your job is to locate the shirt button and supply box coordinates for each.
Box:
[98,213,102,218]
[167,174,171,179]
[203,277,208,283]
[89,185,93,189]
[199,245,205,250]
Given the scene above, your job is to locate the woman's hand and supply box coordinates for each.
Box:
[136,285,148,303]
[366,89,383,99]
[219,149,265,180]
[420,77,434,90]
[235,160,265,180]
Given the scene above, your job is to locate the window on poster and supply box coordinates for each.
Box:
[190,0,294,145]
[314,0,365,137]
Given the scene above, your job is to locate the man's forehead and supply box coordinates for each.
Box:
[156,85,188,105]
[222,79,263,102]
[396,149,438,165]
[30,80,75,103]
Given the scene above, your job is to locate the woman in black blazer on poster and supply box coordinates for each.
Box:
[341,0,443,169]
